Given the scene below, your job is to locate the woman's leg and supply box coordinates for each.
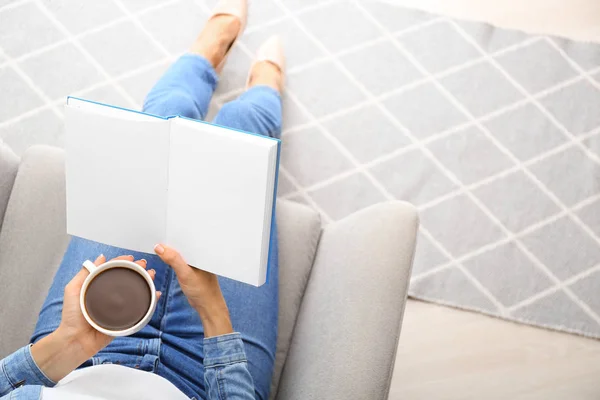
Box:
[158,73,283,399]
[31,40,225,345]
[215,84,282,399]
[213,85,282,138]
[217,83,282,400]
[31,12,243,394]
[142,14,240,119]
[142,54,217,119]
[214,58,283,138]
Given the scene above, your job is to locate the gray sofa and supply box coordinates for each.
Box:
[0,143,418,400]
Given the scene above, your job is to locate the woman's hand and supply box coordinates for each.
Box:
[60,255,160,355]
[31,255,159,383]
[154,244,233,338]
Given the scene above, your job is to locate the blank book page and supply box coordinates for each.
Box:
[65,105,170,253]
[166,118,278,285]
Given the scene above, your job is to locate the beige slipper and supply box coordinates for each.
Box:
[246,35,286,90]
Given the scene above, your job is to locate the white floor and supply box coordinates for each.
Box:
[391,0,600,43]
[385,2,600,398]
[391,300,600,399]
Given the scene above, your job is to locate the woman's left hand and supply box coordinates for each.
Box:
[31,254,159,383]
[60,254,157,356]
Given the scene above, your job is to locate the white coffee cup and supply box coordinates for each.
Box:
[80,259,157,337]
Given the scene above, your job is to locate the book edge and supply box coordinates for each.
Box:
[264,140,281,286]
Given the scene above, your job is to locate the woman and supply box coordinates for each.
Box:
[0,0,284,398]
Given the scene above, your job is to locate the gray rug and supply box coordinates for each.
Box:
[2,0,600,338]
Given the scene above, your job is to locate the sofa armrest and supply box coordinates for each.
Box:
[275,201,418,400]
[0,146,70,358]
[0,140,19,232]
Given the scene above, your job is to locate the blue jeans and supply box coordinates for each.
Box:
[31,54,282,400]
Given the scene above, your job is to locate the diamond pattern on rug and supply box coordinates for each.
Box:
[3,0,600,337]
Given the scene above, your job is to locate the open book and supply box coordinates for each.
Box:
[65,97,280,286]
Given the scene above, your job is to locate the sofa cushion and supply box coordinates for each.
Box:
[0,146,70,357]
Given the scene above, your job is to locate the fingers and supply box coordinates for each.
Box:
[113,256,154,280]
[108,255,148,270]
[147,269,156,281]
[72,255,157,296]
[112,255,134,262]
[156,291,162,300]
[99,254,153,278]
[104,255,147,270]
[93,254,106,266]
[154,244,189,275]
[72,254,105,285]
[67,254,103,293]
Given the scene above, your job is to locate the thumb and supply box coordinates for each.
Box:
[154,244,189,275]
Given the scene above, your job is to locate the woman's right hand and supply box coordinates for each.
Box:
[154,244,233,338]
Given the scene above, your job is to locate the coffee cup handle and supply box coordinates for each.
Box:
[82,260,97,274]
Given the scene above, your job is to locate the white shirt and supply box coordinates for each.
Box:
[42,364,189,400]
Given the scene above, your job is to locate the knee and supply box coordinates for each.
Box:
[143,89,202,120]
[216,98,282,137]
[217,100,255,124]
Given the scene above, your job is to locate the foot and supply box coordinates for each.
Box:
[190,14,242,69]
[247,36,285,93]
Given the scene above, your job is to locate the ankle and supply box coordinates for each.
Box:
[190,15,241,69]
[248,62,283,92]
[191,38,231,68]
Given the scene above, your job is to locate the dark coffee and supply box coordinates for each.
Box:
[84,267,151,331]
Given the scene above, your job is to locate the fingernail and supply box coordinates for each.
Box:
[140,259,147,264]
[149,269,156,275]
[154,244,165,255]
[157,291,162,298]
